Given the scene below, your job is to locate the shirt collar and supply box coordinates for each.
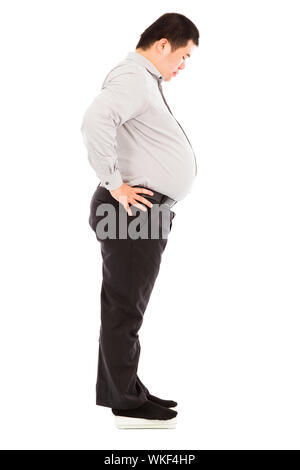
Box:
[126,51,164,81]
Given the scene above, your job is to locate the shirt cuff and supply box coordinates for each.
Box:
[98,168,123,190]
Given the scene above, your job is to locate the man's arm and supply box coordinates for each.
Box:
[81,71,150,190]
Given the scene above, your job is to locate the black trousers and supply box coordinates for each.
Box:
[88,184,176,409]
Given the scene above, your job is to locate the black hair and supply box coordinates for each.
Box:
[136,12,199,52]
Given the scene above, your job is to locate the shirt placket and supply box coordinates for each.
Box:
[157,79,197,176]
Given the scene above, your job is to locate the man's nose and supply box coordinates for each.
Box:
[178,62,185,71]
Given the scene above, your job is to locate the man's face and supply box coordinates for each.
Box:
[160,39,196,82]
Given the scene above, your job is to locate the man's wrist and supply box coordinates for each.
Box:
[98,169,123,190]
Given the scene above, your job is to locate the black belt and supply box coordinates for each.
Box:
[133,185,177,209]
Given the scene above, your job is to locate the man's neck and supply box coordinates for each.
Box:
[135,48,160,71]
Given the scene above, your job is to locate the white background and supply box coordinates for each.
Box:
[0,0,299,450]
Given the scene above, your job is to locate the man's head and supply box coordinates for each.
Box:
[135,13,199,82]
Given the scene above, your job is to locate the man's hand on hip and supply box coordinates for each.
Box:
[109,182,154,216]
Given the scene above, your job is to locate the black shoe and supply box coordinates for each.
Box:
[147,393,177,408]
[112,399,177,429]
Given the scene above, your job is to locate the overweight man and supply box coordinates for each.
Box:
[81,12,199,429]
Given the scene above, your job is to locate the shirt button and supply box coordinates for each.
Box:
[105,181,109,185]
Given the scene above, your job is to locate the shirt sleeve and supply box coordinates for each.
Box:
[80,71,150,190]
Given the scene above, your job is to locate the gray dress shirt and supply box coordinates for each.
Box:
[81,51,197,201]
